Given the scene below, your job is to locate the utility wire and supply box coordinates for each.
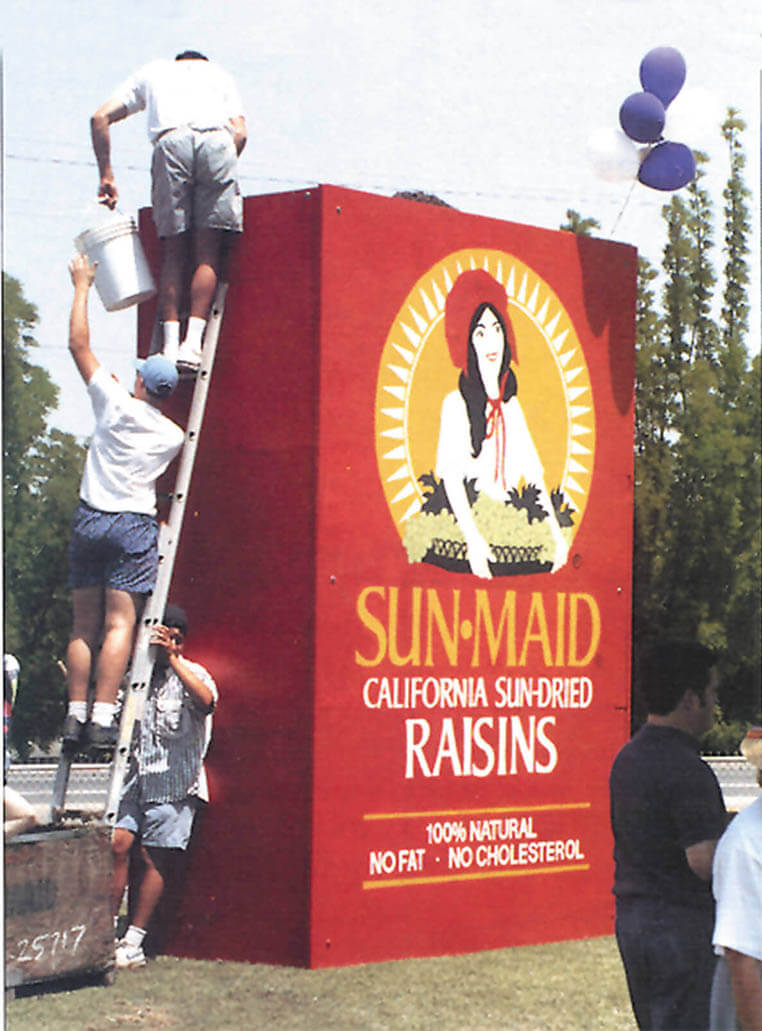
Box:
[5,150,657,217]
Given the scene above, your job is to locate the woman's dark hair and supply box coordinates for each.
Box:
[458,303,517,458]
[175,51,208,62]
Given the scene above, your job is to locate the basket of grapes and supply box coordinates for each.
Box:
[402,475,573,577]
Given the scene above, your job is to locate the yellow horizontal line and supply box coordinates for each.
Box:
[363,863,590,890]
[363,802,591,821]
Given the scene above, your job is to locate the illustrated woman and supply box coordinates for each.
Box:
[435,269,569,579]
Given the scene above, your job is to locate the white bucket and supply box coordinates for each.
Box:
[75,215,156,311]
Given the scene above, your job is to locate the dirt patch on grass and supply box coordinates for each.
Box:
[85,1003,178,1028]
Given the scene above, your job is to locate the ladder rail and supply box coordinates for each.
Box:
[101,284,228,826]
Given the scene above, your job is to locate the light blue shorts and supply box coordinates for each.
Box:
[117,780,201,850]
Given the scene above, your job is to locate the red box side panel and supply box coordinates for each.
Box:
[138,191,321,965]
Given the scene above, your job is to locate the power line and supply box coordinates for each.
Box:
[5,151,659,211]
[6,152,148,174]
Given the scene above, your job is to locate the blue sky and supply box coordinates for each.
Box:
[4,0,759,438]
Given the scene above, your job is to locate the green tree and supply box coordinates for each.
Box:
[719,108,751,401]
[656,154,725,636]
[700,111,759,723]
[632,256,671,671]
[719,352,762,721]
[685,154,719,365]
[559,209,601,236]
[714,110,758,720]
[660,193,695,413]
[634,114,759,732]
[3,272,86,754]
[565,111,760,736]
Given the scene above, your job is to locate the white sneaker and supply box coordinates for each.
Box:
[175,342,202,373]
[115,939,146,969]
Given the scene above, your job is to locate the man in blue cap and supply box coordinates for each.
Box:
[63,254,185,751]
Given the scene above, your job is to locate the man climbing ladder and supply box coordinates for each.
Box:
[91,50,246,372]
[54,258,228,820]
[62,254,185,754]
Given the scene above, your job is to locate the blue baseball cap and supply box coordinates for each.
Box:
[136,354,178,399]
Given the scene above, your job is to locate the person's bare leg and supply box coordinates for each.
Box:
[66,586,104,703]
[111,827,136,915]
[188,227,224,322]
[92,588,142,705]
[177,228,226,362]
[159,233,189,324]
[117,843,166,967]
[4,786,38,839]
[130,846,178,932]
[160,234,188,358]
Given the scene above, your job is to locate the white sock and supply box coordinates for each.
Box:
[91,701,115,727]
[182,316,206,352]
[163,320,180,360]
[124,925,146,948]
[67,701,87,723]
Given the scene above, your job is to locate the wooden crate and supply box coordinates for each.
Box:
[5,824,114,989]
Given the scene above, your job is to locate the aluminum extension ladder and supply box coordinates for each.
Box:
[51,284,228,823]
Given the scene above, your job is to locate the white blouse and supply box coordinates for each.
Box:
[435,390,546,500]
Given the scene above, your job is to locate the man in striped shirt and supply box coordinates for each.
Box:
[111,604,217,969]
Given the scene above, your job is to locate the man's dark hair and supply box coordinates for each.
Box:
[163,604,189,637]
[175,51,208,62]
[642,640,717,715]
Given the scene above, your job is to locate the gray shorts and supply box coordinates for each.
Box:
[116,777,201,850]
[151,125,243,238]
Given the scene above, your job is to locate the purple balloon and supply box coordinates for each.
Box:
[619,91,666,143]
[639,47,686,107]
[638,141,696,191]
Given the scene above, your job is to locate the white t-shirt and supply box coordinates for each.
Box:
[435,390,546,499]
[712,795,762,961]
[80,365,184,515]
[111,58,244,142]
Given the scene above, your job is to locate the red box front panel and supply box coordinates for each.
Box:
[137,186,635,967]
[310,187,635,966]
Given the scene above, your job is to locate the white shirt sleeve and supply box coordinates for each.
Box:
[87,364,127,425]
[188,660,218,711]
[219,67,245,119]
[712,801,762,961]
[108,62,153,115]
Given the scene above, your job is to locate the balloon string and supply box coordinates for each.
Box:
[610,176,638,235]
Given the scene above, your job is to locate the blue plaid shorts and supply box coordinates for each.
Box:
[68,501,158,594]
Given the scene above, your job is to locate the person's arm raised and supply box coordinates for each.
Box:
[68,254,99,384]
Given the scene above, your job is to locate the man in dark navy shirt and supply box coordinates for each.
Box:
[610,641,727,1030]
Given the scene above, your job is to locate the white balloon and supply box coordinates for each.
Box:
[587,127,641,183]
[663,88,724,152]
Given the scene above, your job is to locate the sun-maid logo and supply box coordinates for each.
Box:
[375,249,595,578]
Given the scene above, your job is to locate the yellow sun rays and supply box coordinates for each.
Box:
[375,250,595,538]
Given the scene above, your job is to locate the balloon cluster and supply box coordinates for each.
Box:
[589,46,697,192]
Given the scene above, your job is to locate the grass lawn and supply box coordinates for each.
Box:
[6,935,635,1030]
